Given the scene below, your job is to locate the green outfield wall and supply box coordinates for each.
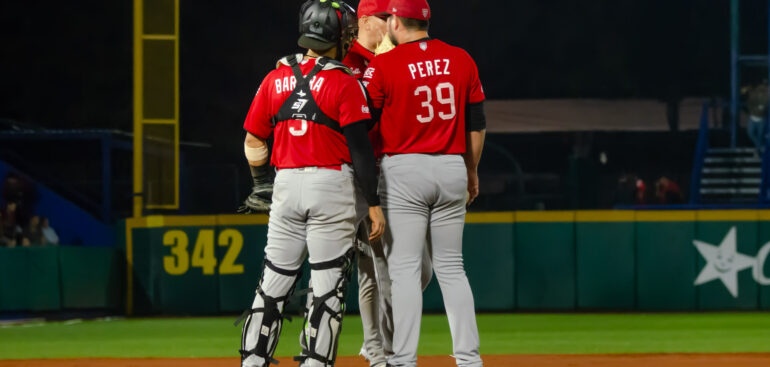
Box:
[0,246,122,312]
[117,210,770,315]
[3,210,770,314]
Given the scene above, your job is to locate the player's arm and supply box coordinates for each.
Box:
[238,77,275,214]
[237,132,273,214]
[463,54,487,207]
[340,75,385,240]
[463,101,487,206]
[343,121,385,241]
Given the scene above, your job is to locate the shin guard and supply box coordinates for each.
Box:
[240,259,302,367]
[296,249,355,366]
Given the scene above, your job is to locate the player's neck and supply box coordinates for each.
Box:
[400,31,429,44]
[307,48,337,59]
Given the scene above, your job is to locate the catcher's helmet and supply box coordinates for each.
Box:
[298,0,357,54]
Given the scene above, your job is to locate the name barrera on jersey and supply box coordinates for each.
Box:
[243,56,371,170]
[363,38,485,155]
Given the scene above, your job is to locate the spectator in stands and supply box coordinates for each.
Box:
[635,178,646,204]
[1,203,21,247]
[2,172,35,224]
[2,173,24,204]
[41,217,59,245]
[0,212,7,247]
[655,177,683,204]
[743,80,769,154]
[23,215,44,246]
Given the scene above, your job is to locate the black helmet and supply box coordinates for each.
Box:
[298,0,357,54]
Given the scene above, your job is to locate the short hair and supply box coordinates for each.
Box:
[397,16,429,31]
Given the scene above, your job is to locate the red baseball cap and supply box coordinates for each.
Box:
[357,0,388,17]
[383,0,431,20]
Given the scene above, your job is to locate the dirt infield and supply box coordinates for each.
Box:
[3,354,770,367]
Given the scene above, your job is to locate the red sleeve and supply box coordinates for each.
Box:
[337,77,372,128]
[362,58,385,109]
[467,55,485,104]
[243,75,274,139]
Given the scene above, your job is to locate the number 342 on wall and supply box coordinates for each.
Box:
[163,229,244,276]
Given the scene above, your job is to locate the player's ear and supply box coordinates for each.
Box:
[358,16,367,31]
[387,15,396,31]
[366,16,375,32]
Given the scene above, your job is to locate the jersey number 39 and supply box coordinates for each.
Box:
[414,82,456,123]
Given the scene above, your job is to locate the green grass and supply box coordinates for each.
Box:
[1,313,769,359]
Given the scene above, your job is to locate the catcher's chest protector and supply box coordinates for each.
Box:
[271,54,350,134]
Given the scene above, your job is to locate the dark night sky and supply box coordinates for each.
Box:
[1,0,767,157]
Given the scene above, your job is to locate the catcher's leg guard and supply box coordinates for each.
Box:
[297,278,314,357]
[240,259,302,367]
[297,249,355,366]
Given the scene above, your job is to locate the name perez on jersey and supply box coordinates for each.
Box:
[407,59,450,80]
[274,75,325,94]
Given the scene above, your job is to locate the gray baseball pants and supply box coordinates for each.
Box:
[379,154,482,367]
[356,224,388,366]
[298,187,394,367]
[355,186,434,366]
[242,166,357,367]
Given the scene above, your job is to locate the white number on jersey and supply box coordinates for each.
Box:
[414,86,433,123]
[413,82,456,124]
[289,120,308,136]
[436,82,456,120]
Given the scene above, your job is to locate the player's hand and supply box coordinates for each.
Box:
[368,206,386,242]
[237,181,273,214]
[466,169,479,207]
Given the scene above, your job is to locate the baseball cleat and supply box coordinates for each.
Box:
[359,345,371,361]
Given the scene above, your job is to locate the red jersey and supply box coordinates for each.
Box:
[342,41,374,80]
[363,39,485,155]
[341,41,384,157]
[243,56,371,169]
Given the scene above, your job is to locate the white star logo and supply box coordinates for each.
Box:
[693,227,756,297]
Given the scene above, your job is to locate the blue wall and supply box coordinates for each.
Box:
[0,160,114,247]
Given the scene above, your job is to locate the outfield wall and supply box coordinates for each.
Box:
[3,211,770,314]
[0,246,123,312]
[118,211,770,315]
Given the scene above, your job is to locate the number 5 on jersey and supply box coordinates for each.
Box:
[414,82,456,123]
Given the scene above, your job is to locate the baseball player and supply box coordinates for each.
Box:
[363,0,487,366]
[339,2,390,366]
[238,1,385,366]
[341,2,434,365]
